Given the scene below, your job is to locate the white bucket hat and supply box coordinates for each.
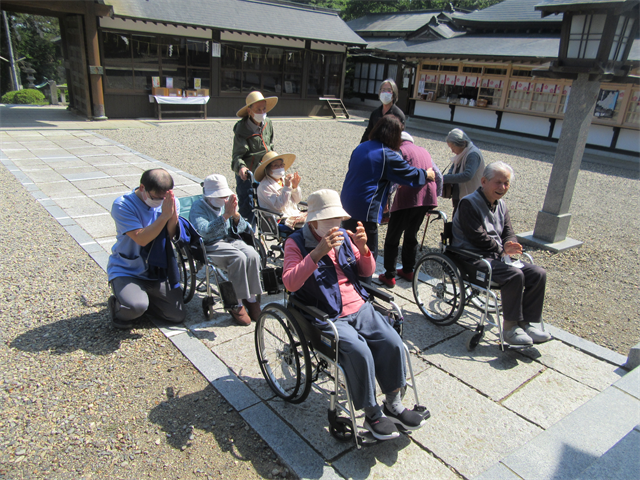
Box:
[203,174,234,198]
[306,189,350,223]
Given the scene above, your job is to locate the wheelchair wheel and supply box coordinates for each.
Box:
[255,304,312,404]
[174,243,196,304]
[328,414,354,442]
[412,253,464,326]
[202,296,215,320]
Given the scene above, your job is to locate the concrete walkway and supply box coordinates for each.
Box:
[1,105,638,480]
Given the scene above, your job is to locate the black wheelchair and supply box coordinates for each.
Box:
[172,195,281,320]
[255,283,428,448]
[411,211,545,351]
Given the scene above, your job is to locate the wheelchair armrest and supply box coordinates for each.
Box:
[361,283,394,303]
[445,245,483,261]
[289,296,330,323]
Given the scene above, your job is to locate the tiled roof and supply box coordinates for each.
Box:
[375,34,562,58]
[459,0,562,23]
[347,11,440,33]
[103,0,366,46]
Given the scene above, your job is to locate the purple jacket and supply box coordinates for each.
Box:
[390,140,439,212]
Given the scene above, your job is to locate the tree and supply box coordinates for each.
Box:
[0,13,62,95]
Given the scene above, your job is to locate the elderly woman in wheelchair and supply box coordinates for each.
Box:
[280,189,427,441]
[255,151,307,233]
[189,174,262,326]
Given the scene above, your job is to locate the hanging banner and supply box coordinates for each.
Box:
[445,74,456,85]
[455,75,466,86]
[439,75,446,85]
[465,76,478,87]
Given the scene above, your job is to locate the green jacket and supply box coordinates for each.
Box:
[231,117,274,175]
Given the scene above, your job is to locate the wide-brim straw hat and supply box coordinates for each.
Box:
[306,189,350,223]
[203,174,234,198]
[254,151,296,182]
[236,91,278,118]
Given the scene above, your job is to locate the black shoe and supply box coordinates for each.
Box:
[109,295,136,329]
[363,416,400,441]
[382,403,428,431]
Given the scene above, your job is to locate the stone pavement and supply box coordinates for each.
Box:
[1,105,638,480]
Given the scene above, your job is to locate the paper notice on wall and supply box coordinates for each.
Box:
[211,42,221,57]
[418,81,425,94]
[403,77,409,88]
[194,78,201,89]
[152,77,160,88]
[166,78,173,88]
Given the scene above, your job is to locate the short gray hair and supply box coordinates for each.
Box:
[445,128,471,148]
[380,79,399,104]
[483,161,514,181]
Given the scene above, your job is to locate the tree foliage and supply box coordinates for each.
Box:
[0,14,62,95]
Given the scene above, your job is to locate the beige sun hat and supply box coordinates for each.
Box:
[236,91,278,118]
[306,189,350,223]
[203,174,234,198]
[254,151,296,182]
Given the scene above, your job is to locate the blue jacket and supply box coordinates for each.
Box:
[341,140,428,223]
[189,197,251,245]
[288,226,368,325]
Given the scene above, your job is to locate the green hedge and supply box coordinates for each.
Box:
[1,89,46,104]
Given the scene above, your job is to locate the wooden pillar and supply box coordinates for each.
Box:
[84,1,107,120]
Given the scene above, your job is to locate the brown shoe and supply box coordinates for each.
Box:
[229,306,251,326]
[243,300,262,322]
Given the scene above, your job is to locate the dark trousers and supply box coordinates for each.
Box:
[482,260,546,327]
[383,206,430,278]
[342,218,378,284]
[111,276,185,323]
[235,174,255,225]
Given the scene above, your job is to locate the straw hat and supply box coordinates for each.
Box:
[254,151,296,182]
[203,174,234,198]
[236,91,278,118]
[306,189,350,223]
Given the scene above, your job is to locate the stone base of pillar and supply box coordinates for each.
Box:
[92,103,107,121]
[516,231,583,253]
[533,210,573,243]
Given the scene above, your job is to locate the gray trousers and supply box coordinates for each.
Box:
[111,276,185,323]
[321,302,406,411]
[205,238,262,302]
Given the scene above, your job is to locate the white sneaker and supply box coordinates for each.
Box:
[523,323,552,343]
[504,327,533,346]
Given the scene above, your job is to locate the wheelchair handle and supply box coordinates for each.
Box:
[361,283,394,303]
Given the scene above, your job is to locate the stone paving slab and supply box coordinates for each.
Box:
[73,214,117,238]
[421,332,544,402]
[575,426,640,480]
[501,368,599,429]
[333,436,460,480]
[410,367,542,479]
[53,196,108,217]
[520,339,624,391]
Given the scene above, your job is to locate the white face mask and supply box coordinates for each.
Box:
[208,196,228,209]
[252,112,267,124]
[270,167,285,179]
[314,218,342,238]
[379,92,393,105]
[143,190,163,209]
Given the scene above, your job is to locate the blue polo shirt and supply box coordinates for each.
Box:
[107,189,180,281]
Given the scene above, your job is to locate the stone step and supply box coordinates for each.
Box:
[575,425,640,480]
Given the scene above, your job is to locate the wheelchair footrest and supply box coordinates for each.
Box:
[413,405,431,420]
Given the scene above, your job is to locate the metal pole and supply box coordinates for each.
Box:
[2,11,19,91]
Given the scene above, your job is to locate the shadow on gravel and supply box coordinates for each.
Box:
[9,307,148,356]
[147,384,279,478]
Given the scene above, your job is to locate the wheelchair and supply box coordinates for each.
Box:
[173,194,281,320]
[248,171,306,268]
[411,211,545,351]
[255,283,428,449]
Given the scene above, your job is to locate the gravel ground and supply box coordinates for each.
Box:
[100,117,640,355]
[0,165,290,479]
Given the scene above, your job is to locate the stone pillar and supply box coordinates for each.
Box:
[84,1,107,120]
[517,73,601,252]
[49,80,58,105]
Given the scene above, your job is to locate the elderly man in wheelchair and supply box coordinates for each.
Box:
[451,161,551,347]
[281,189,427,441]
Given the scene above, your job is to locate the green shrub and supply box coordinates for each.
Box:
[1,89,46,104]
[1,91,18,103]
